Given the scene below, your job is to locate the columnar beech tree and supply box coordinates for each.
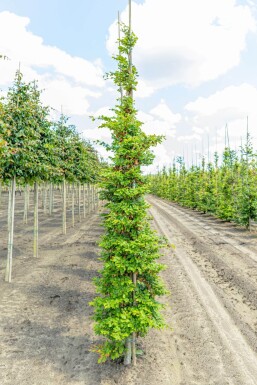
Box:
[148,137,257,228]
[91,23,167,364]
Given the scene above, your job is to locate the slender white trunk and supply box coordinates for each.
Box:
[7,182,12,232]
[62,179,66,235]
[78,183,81,222]
[49,183,53,215]
[23,184,28,224]
[33,182,39,258]
[41,184,44,209]
[83,184,86,218]
[27,186,30,212]
[5,176,16,282]
[72,183,75,227]
[43,183,47,214]
[87,184,90,214]
[96,187,99,208]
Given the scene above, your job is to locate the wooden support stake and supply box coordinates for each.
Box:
[5,176,16,282]
[33,182,39,258]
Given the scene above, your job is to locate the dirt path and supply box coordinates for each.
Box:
[0,193,177,385]
[1,192,257,385]
[148,195,257,385]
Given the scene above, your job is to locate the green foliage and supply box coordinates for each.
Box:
[0,72,53,182]
[91,24,167,363]
[148,137,257,228]
[0,72,102,186]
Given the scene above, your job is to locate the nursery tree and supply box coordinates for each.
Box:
[91,3,167,366]
[0,71,56,278]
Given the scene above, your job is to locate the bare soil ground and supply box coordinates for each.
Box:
[0,192,257,385]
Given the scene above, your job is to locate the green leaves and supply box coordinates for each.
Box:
[148,141,257,228]
[91,19,166,363]
[0,73,102,185]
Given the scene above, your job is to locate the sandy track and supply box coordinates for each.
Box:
[148,195,257,385]
[1,192,257,385]
[0,193,178,385]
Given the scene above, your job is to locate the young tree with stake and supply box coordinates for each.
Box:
[91,2,167,365]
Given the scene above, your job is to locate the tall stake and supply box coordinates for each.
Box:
[5,176,16,282]
[33,182,39,258]
[123,0,137,366]
[72,183,75,227]
[78,182,81,221]
[118,11,124,101]
[83,184,86,218]
[23,184,28,224]
[49,182,53,215]
[63,179,67,235]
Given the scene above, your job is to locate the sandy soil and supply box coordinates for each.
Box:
[0,192,257,385]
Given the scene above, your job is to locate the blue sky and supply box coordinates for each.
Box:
[0,0,257,169]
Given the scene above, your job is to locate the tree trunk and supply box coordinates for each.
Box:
[83,184,86,218]
[62,179,67,235]
[72,183,75,227]
[78,183,81,222]
[33,182,39,258]
[49,182,53,216]
[87,184,90,214]
[124,337,132,366]
[23,184,28,224]
[43,183,47,214]
[5,176,16,282]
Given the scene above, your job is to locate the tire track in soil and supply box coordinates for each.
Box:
[148,196,257,349]
[148,195,257,385]
[0,210,105,385]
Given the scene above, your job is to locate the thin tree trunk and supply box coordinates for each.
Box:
[72,183,75,227]
[7,182,12,232]
[27,186,30,212]
[83,184,86,218]
[87,184,90,214]
[62,179,66,235]
[23,184,28,224]
[41,184,44,208]
[5,176,16,283]
[96,187,99,208]
[128,0,137,366]
[43,183,47,214]
[93,185,96,211]
[49,182,53,216]
[33,182,39,258]
[132,272,137,366]
[78,182,81,222]
[124,337,132,366]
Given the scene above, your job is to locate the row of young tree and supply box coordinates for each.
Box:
[0,70,102,282]
[148,134,257,228]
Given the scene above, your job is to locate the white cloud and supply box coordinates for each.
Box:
[107,0,256,90]
[138,100,179,138]
[91,106,114,118]
[192,127,205,134]
[150,99,181,126]
[185,84,257,117]
[185,83,257,148]
[136,79,155,98]
[0,11,105,115]
[83,127,111,141]
[178,134,201,142]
